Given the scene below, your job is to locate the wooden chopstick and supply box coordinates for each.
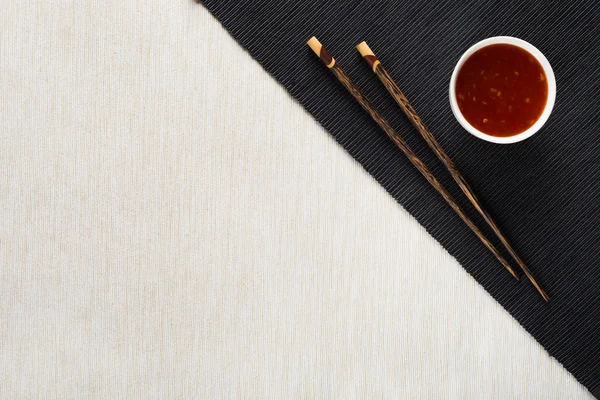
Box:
[356,41,549,302]
[307,36,519,281]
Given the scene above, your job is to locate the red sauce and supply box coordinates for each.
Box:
[455,44,548,137]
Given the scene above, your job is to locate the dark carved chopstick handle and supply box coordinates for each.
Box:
[357,41,549,301]
[307,37,519,281]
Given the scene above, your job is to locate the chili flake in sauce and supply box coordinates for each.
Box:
[455,44,548,137]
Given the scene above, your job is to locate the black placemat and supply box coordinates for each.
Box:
[200,0,600,395]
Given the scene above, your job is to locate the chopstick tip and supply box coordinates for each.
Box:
[541,290,551,302]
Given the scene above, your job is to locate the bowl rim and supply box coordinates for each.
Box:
[449,36,556,144]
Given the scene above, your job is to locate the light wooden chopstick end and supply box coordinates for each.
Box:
[307,36,335,68]
[356,41,374,57]
[307,36,322,57]
[356,41,379,71]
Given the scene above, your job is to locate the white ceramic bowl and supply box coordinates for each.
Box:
[449,36,556,144]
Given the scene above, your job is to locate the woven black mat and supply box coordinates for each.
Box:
[200,0,600,395]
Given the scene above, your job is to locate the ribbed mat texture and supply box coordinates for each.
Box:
[200,0,600,395]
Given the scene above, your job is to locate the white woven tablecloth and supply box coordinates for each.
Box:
[0,1,592,398]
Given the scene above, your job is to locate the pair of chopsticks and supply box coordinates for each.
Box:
[307,37,549,302]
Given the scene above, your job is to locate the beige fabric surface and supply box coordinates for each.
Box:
[0,1,593,398]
